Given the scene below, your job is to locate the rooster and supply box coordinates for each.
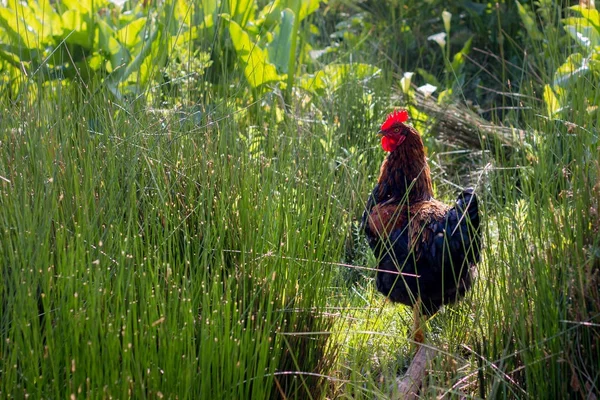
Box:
[362,110,481,343]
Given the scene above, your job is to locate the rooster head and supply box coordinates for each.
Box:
[378,110,410,152]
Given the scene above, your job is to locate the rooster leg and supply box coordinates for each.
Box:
[413,299,425,345]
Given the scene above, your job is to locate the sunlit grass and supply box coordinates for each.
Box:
[0,79,369,398]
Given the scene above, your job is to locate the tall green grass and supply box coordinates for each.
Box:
[2,1,600,399]
[0,75,379,398]
[321,3,600,399]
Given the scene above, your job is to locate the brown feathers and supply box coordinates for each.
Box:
[376,126,433,204]
[367,203,408,238]
[367,200,448,254]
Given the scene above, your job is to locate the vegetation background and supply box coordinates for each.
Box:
[1,0,599,398]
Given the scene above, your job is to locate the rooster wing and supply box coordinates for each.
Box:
[364,188,481,315]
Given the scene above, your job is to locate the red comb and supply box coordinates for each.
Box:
[380,110,409,131]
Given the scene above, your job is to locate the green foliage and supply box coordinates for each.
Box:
[228,18,283,87]
[346,0,533,115]
[298,63,381,94]
[222,0,374,101]
[401,9,474,104]
[267,8,295,74]
[0,0,382,108]
[0,0,203,98]
[2,0,600,399]
[516,0,544,40]
[542,4,600,117]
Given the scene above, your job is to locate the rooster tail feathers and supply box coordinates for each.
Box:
[453,187,481,264]
[456,188,480,229]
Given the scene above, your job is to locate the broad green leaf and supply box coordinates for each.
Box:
[267,8,294,73]
[169,26,199,48]
[202,13,215,29]
[106,22,159,97]
[407,105,429,133]
[117,17,148,48]
[60,0,87,14]
[288,0,320,22]
[416,67,441,88]
[200,0,218,30]
[563,17,595,28]
[228,20,282,88]
[451,52,466,74]
[554,53,590,87]
[87,53,104,70]
[0,5,50,65]
[438,88,453,104]
[564,23,600,49]
[516,1,543,41]
[61,0,110,14]
[298,63,380,93]
[451,36,473,73]
[298,70,326,92]
[173,0,194,26]
[61,9,93,48]
[202,0,219,18]
[590,52,600,72]
[0,7,25,48]
[96,19,129,72]
[244,20,260,36]
[120,23,159,85]
[543,84,562,116]
[116,5,146,28]
[227,0,257,27]
[18,0,62,42]
[570,5,600,30]
[0,7,39,51]
[0,43,22,67]
[257,1,282,29]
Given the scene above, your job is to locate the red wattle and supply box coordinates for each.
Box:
[381,136,396,152]
[381,135,405,152]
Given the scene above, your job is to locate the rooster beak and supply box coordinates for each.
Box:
[377,129,384,135]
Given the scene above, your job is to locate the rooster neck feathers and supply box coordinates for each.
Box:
[376,126,433,203]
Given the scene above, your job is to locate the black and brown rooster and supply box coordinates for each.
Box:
[362,110,481,343]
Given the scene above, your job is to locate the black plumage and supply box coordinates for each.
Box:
[364,189,481,315]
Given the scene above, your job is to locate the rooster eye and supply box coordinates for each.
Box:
[394,128,400,133]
